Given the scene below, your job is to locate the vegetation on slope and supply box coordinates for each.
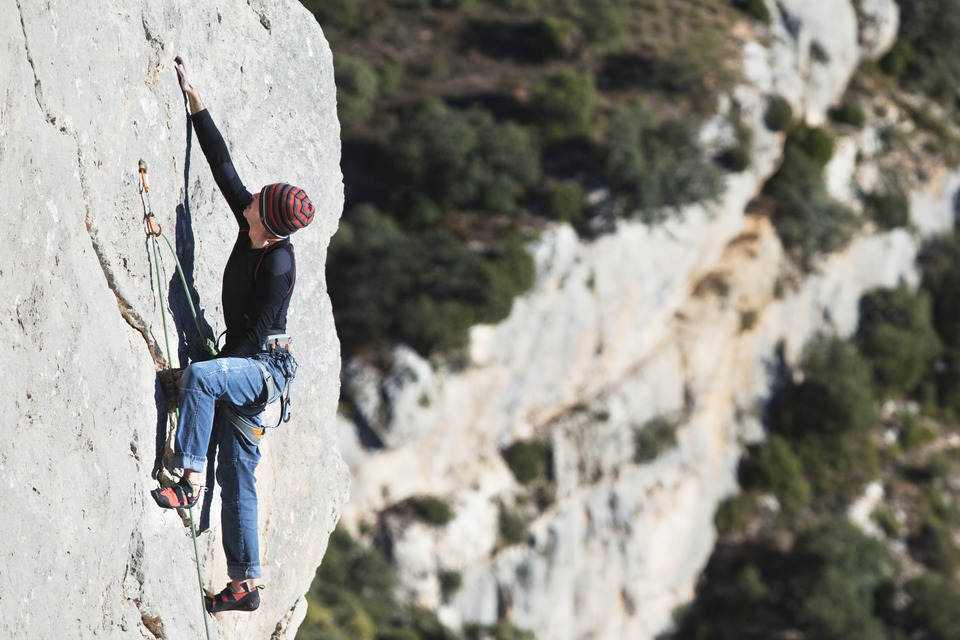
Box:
[308,0,960,360]
[302,0,765,359]
[667,232,960,639]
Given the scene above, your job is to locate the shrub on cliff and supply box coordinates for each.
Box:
[864,188,909,230]
[829,98,867,127]
[326,204,417,353]
[334,53,379,130]
[478,232,536,323]
[633,416,679,464]
[327,205,535,357]
[763,128,860,270]
[764,94,793,131]
[855,285,941,397]
[298,528,457,640]
[917,233,960,411]
[919,233,960,349]
[605,101,724,222]
[897,574,960,639]
[576,0,627,52]
[884,0,960,100]
[732,0,771,24]
[503,439,553,485]
[549,180,587,225]
[388,101,540,217]
[408,495,456,526]
[717,108,754,173]
[498,502,529,547]
[298,528,398,640]
[531,67,597,135]
[464,620,536,640]
[668,518,892,640]
[301,0,361,32]
[770,335,879,504]
[789,125,835,168]
[739,435,812,515]
[788,519,890,640]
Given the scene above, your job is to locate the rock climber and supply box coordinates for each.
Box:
[150,54,315,614]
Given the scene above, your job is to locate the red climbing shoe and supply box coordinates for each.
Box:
[205,583,263,613]
[150,478,202,509]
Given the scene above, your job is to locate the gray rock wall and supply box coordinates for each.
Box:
[0,1,347,638]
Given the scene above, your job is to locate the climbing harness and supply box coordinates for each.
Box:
[220,334,299,446]
[139,159,213,640]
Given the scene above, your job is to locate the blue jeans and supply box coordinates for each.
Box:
[172,356,285,580]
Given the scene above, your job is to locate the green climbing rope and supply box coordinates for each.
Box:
[140,159,218,359]
[140,159,213,640]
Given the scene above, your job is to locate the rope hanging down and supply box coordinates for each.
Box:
[139,159,213,640]
[139,160,219,359]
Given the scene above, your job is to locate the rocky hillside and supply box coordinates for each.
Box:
[327,1,960,638]
[1,1,347,638]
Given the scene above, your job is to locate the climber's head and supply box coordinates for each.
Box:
[255,183,315,238]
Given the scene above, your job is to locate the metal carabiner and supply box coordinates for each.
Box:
[139,160,162,237]
[145,213,162,237]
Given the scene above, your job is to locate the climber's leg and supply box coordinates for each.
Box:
[215,408,263,581]
[172,358,267,473]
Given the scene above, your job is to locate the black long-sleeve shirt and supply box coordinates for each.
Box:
[192,109,296,358]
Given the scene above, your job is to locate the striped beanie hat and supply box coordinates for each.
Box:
[259,183,315,237]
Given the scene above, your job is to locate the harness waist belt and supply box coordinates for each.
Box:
[262,334,291,353]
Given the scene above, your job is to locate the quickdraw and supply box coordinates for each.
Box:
[139,160,163,238]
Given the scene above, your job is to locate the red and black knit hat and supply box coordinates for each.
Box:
[259,183,315,238]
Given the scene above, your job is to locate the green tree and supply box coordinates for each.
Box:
[789,519,890,640]
[576,0,627,51]
[764,94,794,131]
[918,233,960,410]
[741,435,811,515]
[885,0,960,99]
[334,53,379,129]
[899,574,960,640]
[549,181,586,225]
[763,140,859,270]
[732,0,771,24]
[864,188,909,229]
[327,204,419,353]
[856,286,941,397]
[389,102,539,215]
[606,101,724,221]
[531,68,597,133]
[474,118,541,212]
[298,528,458,640]
[390,101,480,210]
[298,528,400,640]
[919,232,960,349]
[503,439,552,484]
[771,335,879,503]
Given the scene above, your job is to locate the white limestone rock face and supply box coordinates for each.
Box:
[755,0,899,124]
[0,1,347,638]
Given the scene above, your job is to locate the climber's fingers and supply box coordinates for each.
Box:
[174,54,195,93]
